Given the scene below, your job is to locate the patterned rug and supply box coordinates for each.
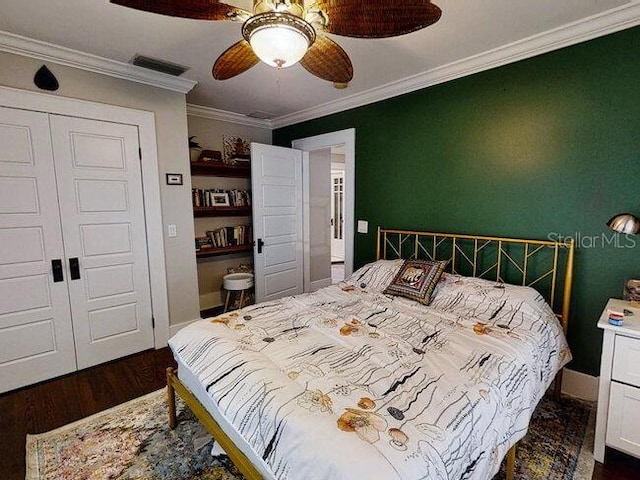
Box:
[26,390,594,480]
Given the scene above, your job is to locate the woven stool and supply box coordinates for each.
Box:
[223,273,254,312]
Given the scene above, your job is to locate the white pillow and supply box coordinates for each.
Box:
[344,259,404,292]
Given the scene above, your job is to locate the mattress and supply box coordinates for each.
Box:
[169,264,571,479]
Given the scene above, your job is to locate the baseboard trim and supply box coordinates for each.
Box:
[561,368,599,402]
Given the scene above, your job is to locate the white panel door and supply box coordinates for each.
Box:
[0,106,76,393]
[49,115,153,369]
[251,143,303,303]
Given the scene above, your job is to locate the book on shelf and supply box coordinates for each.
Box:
[192,188,251,208]
[204,224,253,249]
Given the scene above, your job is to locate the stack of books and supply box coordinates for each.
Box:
[607,308,624,326]
[195,236,213,252]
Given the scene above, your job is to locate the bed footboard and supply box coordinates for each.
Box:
[165,367,264,480]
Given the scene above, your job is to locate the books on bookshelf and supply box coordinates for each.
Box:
[192,188,251,208]
[195,224,253,251]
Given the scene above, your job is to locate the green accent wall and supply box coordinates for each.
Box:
[274,27,640,377]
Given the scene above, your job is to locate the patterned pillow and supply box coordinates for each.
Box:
[345,259,404,292]
[383,259,449,305]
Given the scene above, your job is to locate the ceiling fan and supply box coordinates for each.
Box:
[111,1,442,88]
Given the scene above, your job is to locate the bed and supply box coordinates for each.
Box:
[167,227,575,480]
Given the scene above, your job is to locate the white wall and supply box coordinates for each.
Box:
[308,148,332,285]
[0,51,200,327]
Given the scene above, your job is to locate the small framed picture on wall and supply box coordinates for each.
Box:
[166,173,183,185]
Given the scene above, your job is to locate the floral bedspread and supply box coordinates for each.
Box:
[169,268,571,480]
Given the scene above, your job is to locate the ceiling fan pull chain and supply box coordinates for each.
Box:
[276,68,282,100]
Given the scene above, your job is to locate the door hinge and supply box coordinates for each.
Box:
[138,147,142,160]
[151,316,155,329]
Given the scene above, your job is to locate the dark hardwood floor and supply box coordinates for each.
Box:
[2,347,638,479]
[592,448,640,480]
[0,347,175,480]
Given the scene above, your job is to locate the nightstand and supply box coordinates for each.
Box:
[594,298,640,463]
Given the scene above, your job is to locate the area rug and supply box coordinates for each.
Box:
[26,390,594,480]
[495,395,596,480]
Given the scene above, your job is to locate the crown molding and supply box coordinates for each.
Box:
[187,103,273,129]
[272,2,640,128]
[0,30,197,94]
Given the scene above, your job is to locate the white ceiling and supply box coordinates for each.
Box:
[0,0,635,121]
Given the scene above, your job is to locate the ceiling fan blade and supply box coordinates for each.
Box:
[110,0,249,21]
[213,40,260,80]
[300,36,353,85]
[316,0,442,38]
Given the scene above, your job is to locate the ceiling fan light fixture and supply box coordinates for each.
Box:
[242,12,315,68]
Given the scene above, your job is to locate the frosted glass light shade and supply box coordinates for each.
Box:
[242,12,315,69]
[249,25,309,68]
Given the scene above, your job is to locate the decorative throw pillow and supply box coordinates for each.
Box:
[383,259,449,305]
[345,259,404,292]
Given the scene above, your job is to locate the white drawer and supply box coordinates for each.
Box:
[612,335,640,388]
[607,382,640,457]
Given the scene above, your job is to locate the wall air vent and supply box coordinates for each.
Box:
[131,55,189,76]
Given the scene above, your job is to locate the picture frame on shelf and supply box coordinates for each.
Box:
[624,279,640,302]
[212,192,230,206]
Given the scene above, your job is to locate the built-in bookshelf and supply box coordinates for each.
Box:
[190,161,253,258]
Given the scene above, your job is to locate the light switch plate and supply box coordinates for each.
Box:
[168,224,177,238]
[357,220,368,234]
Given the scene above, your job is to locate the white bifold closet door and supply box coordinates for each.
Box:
[49,115,153,369]
[0,107,153,393]
[0,107,76,392]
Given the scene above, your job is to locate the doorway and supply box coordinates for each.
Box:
[292,129,355,292]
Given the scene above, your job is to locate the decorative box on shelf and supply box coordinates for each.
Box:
[198,149,222,162]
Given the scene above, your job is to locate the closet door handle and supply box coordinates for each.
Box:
[51,259,64,282]
[69,257,81,280]
[257,238,265,254]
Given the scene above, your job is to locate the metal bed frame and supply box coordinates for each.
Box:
[167,227,575,480]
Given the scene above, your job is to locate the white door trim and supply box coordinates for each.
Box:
[292,128,355,286]
[0,85,170,347]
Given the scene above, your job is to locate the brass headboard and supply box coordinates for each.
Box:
[376,227,575,333]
